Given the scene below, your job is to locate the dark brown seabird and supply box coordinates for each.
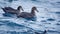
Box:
[17,6,39,18]
[1,6,24,15]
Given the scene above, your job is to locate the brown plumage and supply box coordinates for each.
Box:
[1,6,24,15]
[17,7,39,18]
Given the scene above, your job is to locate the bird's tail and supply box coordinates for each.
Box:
[1,7,6,13]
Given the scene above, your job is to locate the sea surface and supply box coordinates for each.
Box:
[0,0,60,34]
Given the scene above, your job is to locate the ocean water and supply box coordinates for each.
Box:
[0,0,60,34]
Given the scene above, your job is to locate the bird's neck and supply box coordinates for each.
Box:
[17,8,21,14]
[31,9,35,16]
[17,7,21,11]
[16,8,20,16]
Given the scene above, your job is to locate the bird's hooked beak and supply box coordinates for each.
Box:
[36,9,39,12]
[21,7,24,11]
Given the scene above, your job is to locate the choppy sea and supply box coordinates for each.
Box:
[0,0,60,34]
